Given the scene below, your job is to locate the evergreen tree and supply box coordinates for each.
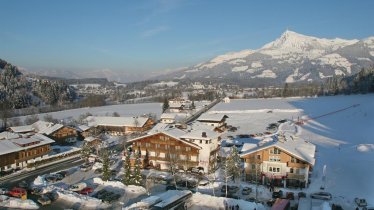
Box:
[226,146,242,183]
[133,150,142,186]
[143,149,150,169]
[191,101,196,110]
[101,149,111,181]
[122,148,133,185]
[81,142,91,164]
[162,98,169,113]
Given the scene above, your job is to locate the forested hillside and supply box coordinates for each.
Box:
[0,59,76,109]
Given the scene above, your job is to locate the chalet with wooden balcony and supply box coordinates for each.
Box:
[240,136,316,188]
[9,121,78,145]
[0,133,54,172]
[127,122,222,173]
[85,116,154,136]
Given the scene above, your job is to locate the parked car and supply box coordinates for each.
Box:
[18,181,28,188]
[95,189,110,199]
[103,193,120,203]
[30,187,43,195]
[242,187,252,195]
[0,188,8,195]
[45,175,58,183]
[166,185,176,191]
[355,198,367,207]
[80,163,93,172]
[286,192,295,200]
[45,191,59,201]
[272,190,283,199]
[37,195,51,205]
[198,180,209,186]
[56,170,69,177]
[226,194,240,199]
[69,182,87,192]
[266,199,276,206]
[310,192,332,200]
[221,185,239,194]
[80,187,94,195]
[8,187,27,198]
[48,174,63,181]
[94,168,103,174]
[298,192,306,198]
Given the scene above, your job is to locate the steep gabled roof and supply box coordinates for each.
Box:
[128,131,202,150]
[197,113,228,122]
[240,137,316,165]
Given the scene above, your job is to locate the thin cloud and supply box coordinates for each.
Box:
[141,26,169,38]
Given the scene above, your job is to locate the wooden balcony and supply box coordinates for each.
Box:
[287,161,307,168]
[287,173,305,180]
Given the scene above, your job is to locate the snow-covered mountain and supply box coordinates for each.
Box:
[155,30,374,85]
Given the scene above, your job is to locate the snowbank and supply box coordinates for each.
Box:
[93,177,126,189]
[57,190,105,208]
[356,144,374,152]
[189,193,265,210]
[125,185,147,195]
[0,195,39,209]
[33,175,47,186]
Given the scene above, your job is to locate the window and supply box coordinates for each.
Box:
[165,137,170,141]
[270,148,281,154]
[160,136,164,141]
[145,143,151,147]
[186,147,191,152]
[200,140,202,144]
[290,168,294,173]
[175,146,181,150]
[251,164,256,170]
[256,155,261,160]
[165,144,170,149]
[269,167,273,172]
[206,140,209,144]
[155,144,160,149]
[276,168,280,172]
[269,156,280,162]
[137,142,142,146]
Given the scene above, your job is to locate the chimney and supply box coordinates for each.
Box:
[202,132,207,138]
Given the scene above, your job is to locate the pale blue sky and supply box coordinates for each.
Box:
[1,0,373,73]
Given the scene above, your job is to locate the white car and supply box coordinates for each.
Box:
[354,198,367,207]
[69,182,87,192]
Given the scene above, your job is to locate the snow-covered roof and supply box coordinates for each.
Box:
[241,143,258,153]
[240,136,316,165]
[9,121,65,135]
[180,129,221,141]
[160,113,176,119]
[85,116,149,128]
[84,136,100,142]
[197,113,228,122]
[77,125,90,132]
[39,124,64,135]
[0,132,21,140]
[0,133,55,156]
[9,125,34,133]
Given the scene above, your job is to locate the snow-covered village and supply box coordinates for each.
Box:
[1,1,374,210]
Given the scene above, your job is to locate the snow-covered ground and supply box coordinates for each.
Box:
[213,95,374,208]
[13,102,162,122]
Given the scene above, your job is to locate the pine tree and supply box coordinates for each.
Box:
[101,149,110,181]
[81,142,91,164]
[133,151,142,186]
[143,149,149,169]
[226,146,242,183]
[122,148,133,185]
[162,98,169,113]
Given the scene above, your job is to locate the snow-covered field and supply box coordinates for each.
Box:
[213,95,374,208]
[14,103,162,122]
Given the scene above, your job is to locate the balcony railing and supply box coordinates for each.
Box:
[287,161,307,168]
[287,173,305,180]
